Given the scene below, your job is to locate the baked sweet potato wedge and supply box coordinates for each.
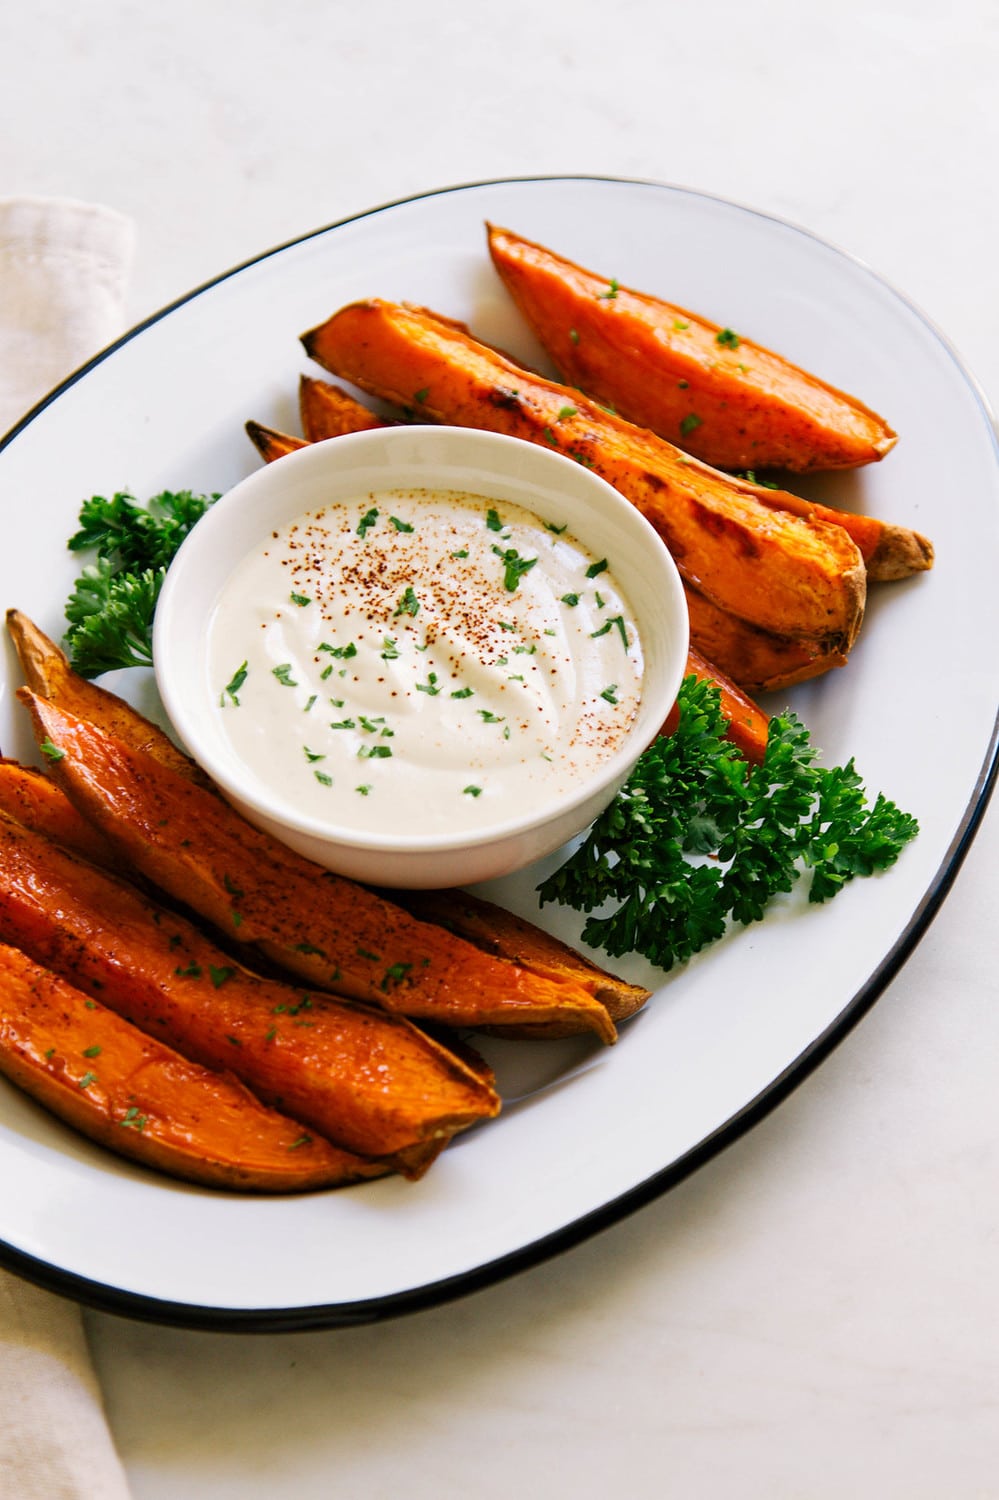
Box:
[6,608,216,790]
[0,810,499,1173]
[16,692,619,1043]
[385,887,651,1025]
[244,420,307,464]
[682,584,848,695]
[301,299,866,650]
[0,942,384,1191]
[0,757,119,868]
[486,223,898,474]
[299,374,390,440]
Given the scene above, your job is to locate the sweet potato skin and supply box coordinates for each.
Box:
[17,691,618,1043]
[0,943,383,1191]
[301,299,866,650]
[486,223,898,473]
[0,809,500,1171]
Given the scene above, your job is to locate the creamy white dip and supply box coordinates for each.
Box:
[208,488,644,837]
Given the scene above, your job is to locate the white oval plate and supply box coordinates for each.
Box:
[1,177,997,1329]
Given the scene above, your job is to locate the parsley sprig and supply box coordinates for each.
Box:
[538,676,918,971]
[63,489,218,677]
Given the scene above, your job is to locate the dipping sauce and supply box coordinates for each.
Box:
[208,488,644,838]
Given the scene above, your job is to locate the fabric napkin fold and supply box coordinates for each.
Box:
[0,195,134,1499]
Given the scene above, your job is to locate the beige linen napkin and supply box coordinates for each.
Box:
[0,195,134,1499]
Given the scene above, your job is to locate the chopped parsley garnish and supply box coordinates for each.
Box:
[451,547,469,559]
[561,592,580,607]
[78,1072,98,1090]
[556,406,577,423]
[381,637,400,659]
[39,738,66,762]
[304,694,317,712]
[599,278,620,300]
[319,640,357,660]
[492,545,538,592]
[272,663,297,687]
[738,470,780,489]
[451,686,474,699]
[290,591,312,607]
[314,769,334,785]
[673,319,690,331]
[585,558,608,580]
[600,685,619,704]
[485,507,505,533]
[477,710,505,725]
[538,676,919,971]
[357,507,379,537]
[82,1044,102,1059]
[590,614,629,649]
[358,744,392,759]
[569,327,580,344]
[680,414,702,437]
[413,387,429,403]
[221,662,248,707]
[542,426,559,446]
[393,586,420,617]
[416,673,441,695]
[303,746,326,762]
[174,962,202,979]
[389,516,414,533]
[381,962,413,990]
[545,520,568,534]
[329,718,355,730]
[356,783,372,796]
[120,1107,146,1131]
[716,327,741,348]
[209,965,236,989]
[464,785,483,797]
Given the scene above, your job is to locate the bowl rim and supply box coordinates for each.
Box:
[154,425,690,855]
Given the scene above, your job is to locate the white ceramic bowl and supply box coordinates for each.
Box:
[154,425,688,887]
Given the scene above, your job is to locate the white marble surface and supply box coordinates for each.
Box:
[2,1,998,1495]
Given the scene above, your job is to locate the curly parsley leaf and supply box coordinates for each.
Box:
[63,488,218,676]
[538,676,918,972]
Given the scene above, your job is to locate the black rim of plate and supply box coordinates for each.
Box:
[2,173,998,1332]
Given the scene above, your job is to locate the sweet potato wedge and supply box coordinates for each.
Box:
[17,692,619,1043]
[299,374,390,440]
[6,608,216,790]
[486,223,898,473]
[384,888,651,1025]
[301,299,866,650]
[245,420,307,464]
[0,810,499,1173]
[682,584,848,695]
[0,942,384,1191]
[0,757,119,868]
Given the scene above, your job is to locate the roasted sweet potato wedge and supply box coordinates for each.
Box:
[384,888,651,1024]
[301,299,866,650]
[245,420,307,464]
[0,942,384,1191]
[486,223,898,474]
[0,757,119,868]
[6,608,216,790]
[0,810,499,1174]
[299,374,390,440]
[17,692,619,1043]
[682,584,848,695]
